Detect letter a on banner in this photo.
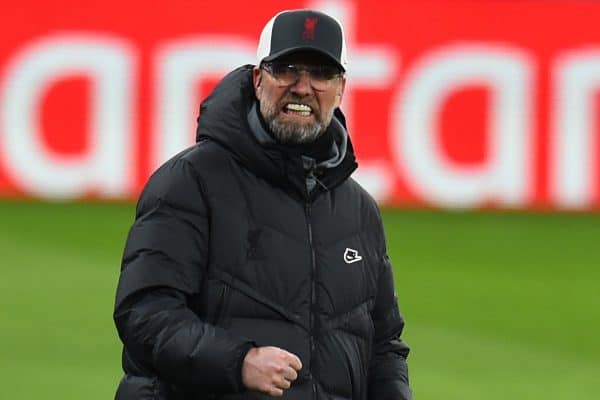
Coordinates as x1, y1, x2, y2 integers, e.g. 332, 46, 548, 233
393, 45, 533, 208
0, 34, 134, 198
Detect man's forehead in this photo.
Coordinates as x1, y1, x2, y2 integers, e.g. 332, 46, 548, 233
273, 50, 339, 67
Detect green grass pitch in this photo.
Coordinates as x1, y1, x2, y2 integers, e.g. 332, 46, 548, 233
1, 200, 598, 399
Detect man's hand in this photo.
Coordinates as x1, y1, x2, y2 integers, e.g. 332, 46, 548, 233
241, 346, 303, 397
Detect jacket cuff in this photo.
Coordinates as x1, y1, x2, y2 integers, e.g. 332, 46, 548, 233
232, 341, 257, 393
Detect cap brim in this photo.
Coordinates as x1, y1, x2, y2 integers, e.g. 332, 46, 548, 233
261, 46, 345, 71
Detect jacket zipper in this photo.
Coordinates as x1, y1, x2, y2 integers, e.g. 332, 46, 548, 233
305, 202, 317, 400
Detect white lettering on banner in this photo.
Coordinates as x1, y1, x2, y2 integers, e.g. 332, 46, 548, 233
153, 38, 255, 168
311, 0, 397, 202
392, 45, 533, 208
0, 19, 596, 209
551, 51, 600, 208
0, 34, 134, 198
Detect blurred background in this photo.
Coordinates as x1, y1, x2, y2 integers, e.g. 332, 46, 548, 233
1, 0, 599, 399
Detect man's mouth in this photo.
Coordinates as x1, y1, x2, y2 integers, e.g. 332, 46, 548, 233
283, 103, 313, 117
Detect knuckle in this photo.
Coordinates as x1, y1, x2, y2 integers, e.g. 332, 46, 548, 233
260, 383, 271, 392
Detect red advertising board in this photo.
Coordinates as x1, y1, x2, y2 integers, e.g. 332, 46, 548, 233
1, 0, 599, 209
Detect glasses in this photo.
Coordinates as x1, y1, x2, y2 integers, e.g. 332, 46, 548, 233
261, 62, 344, 91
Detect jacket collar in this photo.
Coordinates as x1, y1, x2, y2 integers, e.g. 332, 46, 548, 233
196, 65, 357, 200
247, 101, 348, 172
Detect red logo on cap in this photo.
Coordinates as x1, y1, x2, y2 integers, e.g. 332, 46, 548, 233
303, 17, 318, 40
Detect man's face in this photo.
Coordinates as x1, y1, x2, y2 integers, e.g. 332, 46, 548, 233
253, 51, 346, 145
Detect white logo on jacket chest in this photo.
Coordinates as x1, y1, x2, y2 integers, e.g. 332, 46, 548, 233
343, 248, 362, 264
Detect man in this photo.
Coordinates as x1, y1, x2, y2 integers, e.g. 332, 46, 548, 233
114, 9, 411, 400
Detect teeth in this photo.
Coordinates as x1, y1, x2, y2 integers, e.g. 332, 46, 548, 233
286, 103, 312, 112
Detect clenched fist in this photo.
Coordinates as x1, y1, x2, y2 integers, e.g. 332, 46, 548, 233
241, 346, 303, 397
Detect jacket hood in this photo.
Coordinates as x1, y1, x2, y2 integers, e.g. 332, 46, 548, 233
195, 65, 357, 199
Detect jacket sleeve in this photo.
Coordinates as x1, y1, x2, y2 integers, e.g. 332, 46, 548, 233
368, 253, 412, 400
113, 157, 254, 393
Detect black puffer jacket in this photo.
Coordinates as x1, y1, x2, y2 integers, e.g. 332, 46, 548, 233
114, 65, 411, 400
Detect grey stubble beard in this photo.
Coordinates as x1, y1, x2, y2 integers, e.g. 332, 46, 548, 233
259, 99, 333, 145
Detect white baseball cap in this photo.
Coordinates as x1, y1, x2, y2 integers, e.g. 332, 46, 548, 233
256, 9, 349, 71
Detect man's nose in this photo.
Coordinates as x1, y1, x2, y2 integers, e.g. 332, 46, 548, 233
289, 70, 313, 95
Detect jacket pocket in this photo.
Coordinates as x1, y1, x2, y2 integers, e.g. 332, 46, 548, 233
214, 282, 231, 326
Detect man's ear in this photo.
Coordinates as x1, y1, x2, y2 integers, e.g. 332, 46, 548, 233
253, 67, 262, 99
335, 76, 347, 106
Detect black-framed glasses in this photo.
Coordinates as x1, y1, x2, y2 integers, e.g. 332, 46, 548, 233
261, 62, 344, 91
